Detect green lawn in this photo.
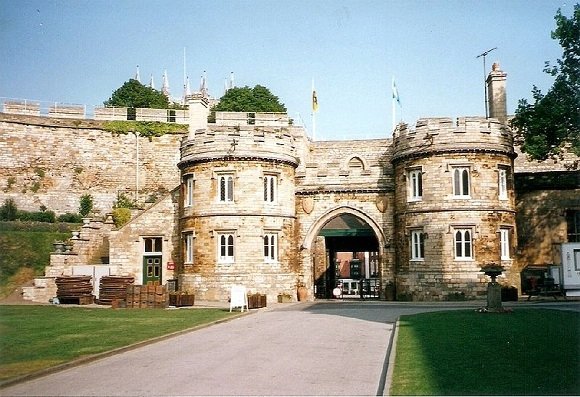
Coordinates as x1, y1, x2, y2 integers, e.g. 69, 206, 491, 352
390, 309, 580, 396
0, 305, 238, 383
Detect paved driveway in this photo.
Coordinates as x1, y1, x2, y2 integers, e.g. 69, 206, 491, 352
2, 300, 577, 396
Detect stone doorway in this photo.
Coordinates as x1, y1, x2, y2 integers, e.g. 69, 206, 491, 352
312, 213, 381, 299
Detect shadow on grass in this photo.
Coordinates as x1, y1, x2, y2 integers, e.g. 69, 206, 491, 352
390, 309, 580, 396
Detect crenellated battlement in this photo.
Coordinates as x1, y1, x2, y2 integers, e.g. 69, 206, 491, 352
392, 116, 514, 162
179, 124, 304, 168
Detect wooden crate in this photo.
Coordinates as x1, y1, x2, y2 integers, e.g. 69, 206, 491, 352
169, 294, 194, 307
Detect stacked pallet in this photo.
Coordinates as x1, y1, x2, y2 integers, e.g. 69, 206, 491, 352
55, 276, 93, 304
98, 276, 135, 305
126, 284, 168, 308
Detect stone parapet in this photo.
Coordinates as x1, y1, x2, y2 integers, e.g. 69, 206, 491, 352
180, 125, 303, 168
392, 117, 515, 163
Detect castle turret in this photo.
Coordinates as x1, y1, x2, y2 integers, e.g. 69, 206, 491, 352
487, 63, 507, 124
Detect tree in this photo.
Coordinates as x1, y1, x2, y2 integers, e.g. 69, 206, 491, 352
79, 194, 93, 217
211, 85, 287, 113
104, 79, 169, 109
511, 4, 580, 160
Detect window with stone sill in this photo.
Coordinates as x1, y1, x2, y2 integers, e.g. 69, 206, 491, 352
217, 173, 234, 203
410, 230, 425, 260
263, 233, 278, 262
454, 228, 473, 260
498, 167, 508, 200
500, 228, 511, 260
184, 174, 194, 207
184, 233, 194, 264
217, 233, 235, 263
407, 168, 423, 201
452, 166, 470, 198
263, 174, 277, 203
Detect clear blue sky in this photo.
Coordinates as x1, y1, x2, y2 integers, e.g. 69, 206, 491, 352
0, 0, 572, 140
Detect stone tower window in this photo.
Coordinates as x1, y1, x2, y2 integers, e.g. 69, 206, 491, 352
452, 167, 470, 197
184, 174, 194, 207
454, 229, 472, 259
218, 174, 234, 202
500, 228, 511, 260
498, 168, 508, 200
218, 233, 235, 263
263, 233, 278, 262
184, 232, 195, 264
408, 169, 423, 201
410, 230, 425, 260
263, 175, 277, 203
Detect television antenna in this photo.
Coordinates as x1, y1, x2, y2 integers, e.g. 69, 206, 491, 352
476, 47, 497, 118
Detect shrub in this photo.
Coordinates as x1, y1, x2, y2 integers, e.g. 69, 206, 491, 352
18, 210, 56, 223
79, 194, 94, 217
112, 207, 131, 228
0, 199, 18, 221
57, 213, 83, 223
114, 192, 136, 209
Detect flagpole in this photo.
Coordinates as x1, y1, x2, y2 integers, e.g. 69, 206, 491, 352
392, 76, 396, 133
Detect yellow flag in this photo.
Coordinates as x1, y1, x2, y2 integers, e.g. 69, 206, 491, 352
312, 90, 319, 112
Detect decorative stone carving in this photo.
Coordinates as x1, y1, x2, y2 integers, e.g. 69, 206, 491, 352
302, 197, 314, 214
375, 196, 388, 213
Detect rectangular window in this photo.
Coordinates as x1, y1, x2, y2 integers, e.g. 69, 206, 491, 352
184, 175, 194, 207
218, 233, 235, 263
452, 166, 470, 197
410, 230, 425, 260
264, 175, 277, 203
218, 174, 234, 202
454, 229, 473, 259
498, 168, 508, 200
566, 210, 580, 242
500, 228, 510, 260
263, 233, 278, 262
143, 237, 162, 253
408, 169, 423, 201
185, 233, 194, 264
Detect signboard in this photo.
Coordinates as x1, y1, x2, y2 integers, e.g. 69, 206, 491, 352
167, 261, 175, 270
229, 285, 248, 312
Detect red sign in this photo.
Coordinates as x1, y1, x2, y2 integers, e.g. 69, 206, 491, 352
167, 261, 175, 270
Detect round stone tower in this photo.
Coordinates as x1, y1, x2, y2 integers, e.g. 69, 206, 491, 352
391, 116, 517, 300
177, 100, 301, 302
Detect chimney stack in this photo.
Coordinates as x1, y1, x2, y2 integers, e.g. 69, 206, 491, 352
187, 93, 209, 136
486, 63, 507, 124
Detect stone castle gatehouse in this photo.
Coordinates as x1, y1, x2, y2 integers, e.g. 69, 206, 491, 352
2, 64, 579, 303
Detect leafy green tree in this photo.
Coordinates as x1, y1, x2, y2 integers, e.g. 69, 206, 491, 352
104, 79, 170, 109
211, 85, 287, 113
79, 194, 93, 217
511, 5, 580, 160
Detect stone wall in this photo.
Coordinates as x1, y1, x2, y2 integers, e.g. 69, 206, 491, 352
0, 113, 184, 214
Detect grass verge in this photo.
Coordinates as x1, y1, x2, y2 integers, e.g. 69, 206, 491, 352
0, 305, 238, 383
390, 309, 580, 395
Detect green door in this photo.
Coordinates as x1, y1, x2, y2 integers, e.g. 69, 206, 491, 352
143, 255, 162, 285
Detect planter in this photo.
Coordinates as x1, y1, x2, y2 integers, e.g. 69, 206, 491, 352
53, 241, 65, 253
277, 293, 292, 303
297, 286, 308, 301
169, 294, 194, 307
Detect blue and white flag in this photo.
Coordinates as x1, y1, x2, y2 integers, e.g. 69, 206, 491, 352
392, 78, 401, 106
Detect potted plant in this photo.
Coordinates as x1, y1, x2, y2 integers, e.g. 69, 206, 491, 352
296, 277, 308, 301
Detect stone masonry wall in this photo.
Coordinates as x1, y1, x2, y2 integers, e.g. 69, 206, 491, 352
0, 113, 184, 215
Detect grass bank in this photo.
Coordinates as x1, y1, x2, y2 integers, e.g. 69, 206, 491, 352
390, 309, 580, 395
0, 305, 238, 383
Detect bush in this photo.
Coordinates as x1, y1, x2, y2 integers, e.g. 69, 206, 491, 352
18, 210, 56, 223
79, 194, 94, 217
0, 199, 18, 221
57, 213, 83, 223
112, 207, 131, 228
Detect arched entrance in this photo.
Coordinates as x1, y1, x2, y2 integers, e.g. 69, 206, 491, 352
304, 207, 385, 300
